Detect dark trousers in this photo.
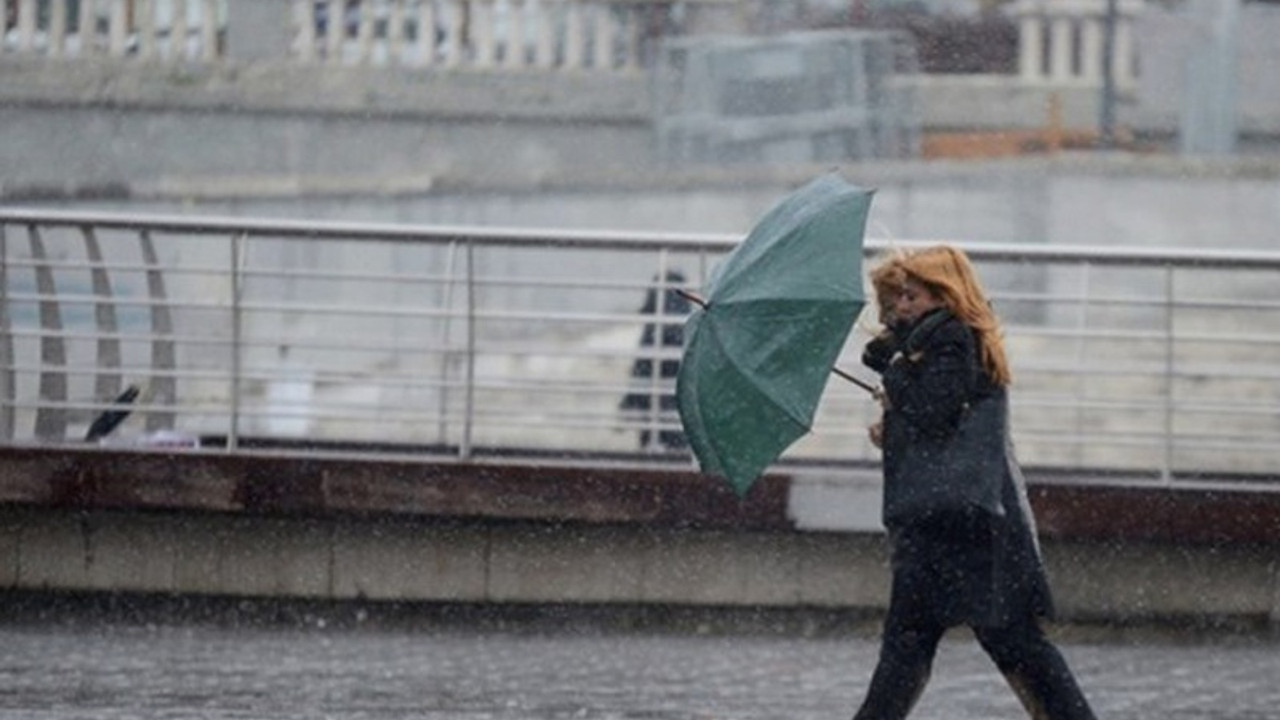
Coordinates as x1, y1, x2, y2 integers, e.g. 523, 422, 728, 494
852, 610, 1097, 720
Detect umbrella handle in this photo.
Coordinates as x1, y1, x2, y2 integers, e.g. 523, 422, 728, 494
675, 289, 707, 308
832, 366, 878, 395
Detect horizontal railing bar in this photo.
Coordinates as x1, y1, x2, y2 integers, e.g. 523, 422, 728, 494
1015, 360, 1280, 382
1009, 328, 1280, 350
10, 208, 1280, 269
3, 259, 703, 293
14, 251, 1280, 311
1, 257, 225, 276
1014, 393, 1280, 415
7, 353, 1279, 390
993, 290, 1280, 311
11, 289, 1280, 331
2, 209, 741, 252
5, 292, 710, 327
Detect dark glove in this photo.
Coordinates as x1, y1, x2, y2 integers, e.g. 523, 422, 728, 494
862, 320, 909, 373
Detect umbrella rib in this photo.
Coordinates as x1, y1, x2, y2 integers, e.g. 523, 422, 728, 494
715, 188, 868, 291
710, 323, 820, 431
689, 348, 808, 484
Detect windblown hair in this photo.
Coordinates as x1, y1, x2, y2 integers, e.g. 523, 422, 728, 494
893, 245, 1012, 386
868, 254, 908, 325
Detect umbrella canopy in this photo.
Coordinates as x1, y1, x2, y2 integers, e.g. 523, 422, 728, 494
677, 173, 874, 495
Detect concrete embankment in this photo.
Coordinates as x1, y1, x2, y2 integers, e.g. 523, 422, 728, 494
2, 445, 1278, 631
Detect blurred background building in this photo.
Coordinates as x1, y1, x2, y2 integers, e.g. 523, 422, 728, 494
1, 0, 1278, 199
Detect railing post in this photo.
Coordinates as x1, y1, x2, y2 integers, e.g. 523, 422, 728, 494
15, 0, 37, 53
228, 231, 247, 451
171, 0, 190, 61
643, 249, 672, 452
461, 241, 476, 460
1072, 261, 1091, 467
473, 0, 496, 68
414, 0, 440, 67
622, 3, 641, 72
534, 0, 556, 68
355, 0, 376, 64
387, 0, 408, 65
0, 224, 12, 441
563, 0, 585, 69
437, 241, 460, 445
82, 227, 124, 406
108, 0, 130, 56
294, 0, 317, 62
440, 0, 465, 68
1080, 7, 1102, 83
504, 0, 526, 68
48, 0, 69, 57
201, 0, 221, 61
28, 226, 68, 441
1162, 264, 1175, 482
137, 0, 158, 60
324, 0, 344, 59
1048, 12, 1072, 82
591, 2, 613, 70
140, 230, 177, 432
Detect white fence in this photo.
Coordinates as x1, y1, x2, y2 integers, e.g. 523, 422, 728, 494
290, 0, 664, 71
3, 207, 1280, 483
3, 0, 224, 61
1, 0, 697, 71
1013, 0, 1141, 89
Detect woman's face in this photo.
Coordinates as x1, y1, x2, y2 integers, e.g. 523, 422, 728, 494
892, 278, 944, 326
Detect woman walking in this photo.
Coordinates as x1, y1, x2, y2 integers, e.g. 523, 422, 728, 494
854, 245, 1096, 720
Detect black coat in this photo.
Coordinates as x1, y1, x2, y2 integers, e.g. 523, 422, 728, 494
865, 309, 1054, 627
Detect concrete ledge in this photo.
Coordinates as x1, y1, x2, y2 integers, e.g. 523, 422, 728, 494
2, 446, 1279, 625
0, 445, 793, 530
0, 506, 891, 608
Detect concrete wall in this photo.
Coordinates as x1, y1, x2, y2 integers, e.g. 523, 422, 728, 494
0, 58, 654, 195
3, 504, 1278, 627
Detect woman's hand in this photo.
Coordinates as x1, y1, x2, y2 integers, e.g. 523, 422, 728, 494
868, 420, 884, 449
872, 386, 891, 410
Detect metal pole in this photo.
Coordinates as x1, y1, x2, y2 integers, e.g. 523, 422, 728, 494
1162, 265, 1175, 482
461, 241, 475, 460
0, 224, 12, 441
436, 241, 459, 445
645, 250, 671, 452
228, 231, 246, 451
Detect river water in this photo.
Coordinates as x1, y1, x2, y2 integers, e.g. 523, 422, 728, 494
2, 618, 1278, 719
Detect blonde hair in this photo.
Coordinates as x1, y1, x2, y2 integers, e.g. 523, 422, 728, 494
892, 245, 1012, 386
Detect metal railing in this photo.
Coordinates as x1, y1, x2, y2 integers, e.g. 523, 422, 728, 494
3, 206, 1280, 484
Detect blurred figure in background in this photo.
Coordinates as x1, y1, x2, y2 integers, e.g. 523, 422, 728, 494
620, 270, 691, 452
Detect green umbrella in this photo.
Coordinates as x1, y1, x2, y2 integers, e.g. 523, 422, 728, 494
676, 173, 874, 496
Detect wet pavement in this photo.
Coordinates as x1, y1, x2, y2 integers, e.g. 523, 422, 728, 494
2, 615, 1278, 720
